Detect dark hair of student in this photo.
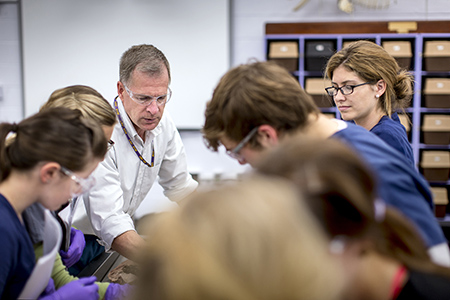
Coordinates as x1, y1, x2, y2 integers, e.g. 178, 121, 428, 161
0, 107, 107, 182
256, 135, 450, 277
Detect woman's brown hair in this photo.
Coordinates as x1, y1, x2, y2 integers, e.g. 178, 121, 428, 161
0, 107, 107, 181
257, 135, 450, 277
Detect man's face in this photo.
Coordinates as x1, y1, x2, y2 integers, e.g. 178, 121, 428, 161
221, 135, 267, 167
118, 68, 170, 137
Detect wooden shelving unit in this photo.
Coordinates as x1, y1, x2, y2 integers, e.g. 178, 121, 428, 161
265, 21, 450, 220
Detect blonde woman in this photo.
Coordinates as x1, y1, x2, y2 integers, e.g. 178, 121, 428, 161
23, 85, 128, 300
134, 176, 347, 300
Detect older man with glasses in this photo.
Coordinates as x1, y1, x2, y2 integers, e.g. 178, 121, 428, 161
70, 44, 198, 275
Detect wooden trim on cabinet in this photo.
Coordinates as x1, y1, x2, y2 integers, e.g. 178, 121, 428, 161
265, 21, 450, 35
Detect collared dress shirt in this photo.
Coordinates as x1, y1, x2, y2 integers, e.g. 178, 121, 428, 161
72, 98, 198, 250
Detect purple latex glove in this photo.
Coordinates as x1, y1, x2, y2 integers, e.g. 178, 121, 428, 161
104, 283, 132, 300
41, 278, 56, 297
60, 227, 86, 267
38, 276, 99, 300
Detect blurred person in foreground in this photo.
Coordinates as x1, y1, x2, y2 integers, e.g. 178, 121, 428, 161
134, 175, 347, 300
257, 136, 450, 300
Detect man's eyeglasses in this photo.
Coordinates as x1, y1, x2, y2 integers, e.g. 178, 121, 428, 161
107, 140, 115, 150
325, 82, 372, 97
60, 166, 96, 198
124, 84, 172, 107
226, 127, 259, 160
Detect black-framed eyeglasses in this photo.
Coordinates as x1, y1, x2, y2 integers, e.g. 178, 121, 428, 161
107, 140, 115, 150
226, 127, 259, 160
325, 82, 372, 97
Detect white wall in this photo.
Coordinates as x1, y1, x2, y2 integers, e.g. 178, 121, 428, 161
20, 0, 229, 129
0, 2, 22, 123
231, 0, 450, 67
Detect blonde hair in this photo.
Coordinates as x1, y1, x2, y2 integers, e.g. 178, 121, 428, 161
135, 176, 345, 300
40, 85, 116, 127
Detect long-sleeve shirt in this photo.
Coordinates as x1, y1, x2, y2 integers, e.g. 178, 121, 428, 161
72, 97, 198, 250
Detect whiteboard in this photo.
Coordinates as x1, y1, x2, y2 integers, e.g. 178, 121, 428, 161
21, 0, 229, 129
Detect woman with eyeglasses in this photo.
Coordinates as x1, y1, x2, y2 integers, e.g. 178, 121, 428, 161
22, 85, 129, 300
0, 107, 107, 299
325, 40, 414, 166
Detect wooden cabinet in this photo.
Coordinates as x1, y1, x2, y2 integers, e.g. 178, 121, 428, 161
265, 29, 450, 217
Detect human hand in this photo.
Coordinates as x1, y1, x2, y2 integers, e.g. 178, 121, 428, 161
59, 227, 85, 267
38, 276, 99, 300
104, 283, 132, 300
40, 278, 56, 297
